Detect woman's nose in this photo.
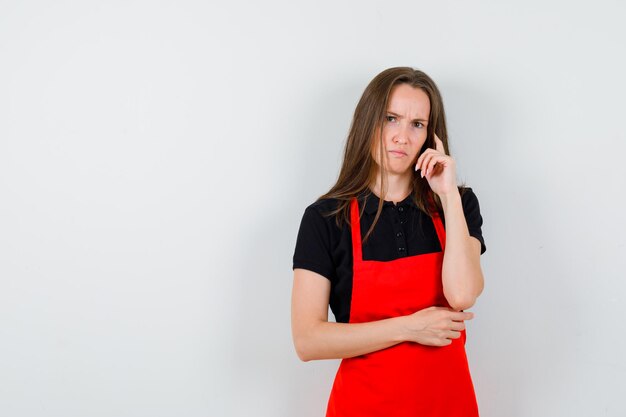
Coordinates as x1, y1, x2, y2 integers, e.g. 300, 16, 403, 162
393, 136, 407, 144
393, 124, 410, 144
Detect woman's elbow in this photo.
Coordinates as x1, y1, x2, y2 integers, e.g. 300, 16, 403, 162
293, 335, 308, 362
447, 295, 477, 311
292, 323, 322, 362
447, 285, 483, 311
446, 274, 484, 311
293, 335, 315, 362
296, 350, 313, 363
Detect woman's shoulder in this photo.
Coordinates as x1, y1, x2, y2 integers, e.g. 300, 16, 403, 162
459, 185, 478, 196
300, 197, 344, 228
300, 195, 360, 235
458, 186, 482, 210
303, 197, 342, 215
458, 186, 486, 253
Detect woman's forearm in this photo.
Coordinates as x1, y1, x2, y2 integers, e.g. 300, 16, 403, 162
295, 316, 408, 362
439, 190, 484, 311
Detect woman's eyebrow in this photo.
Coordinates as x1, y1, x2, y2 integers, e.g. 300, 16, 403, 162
386, 110, 428, 122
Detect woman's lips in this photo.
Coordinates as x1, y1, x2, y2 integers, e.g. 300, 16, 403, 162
389, 150, 407, 157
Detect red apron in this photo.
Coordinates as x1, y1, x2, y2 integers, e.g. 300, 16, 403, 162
325, 197, 479, 417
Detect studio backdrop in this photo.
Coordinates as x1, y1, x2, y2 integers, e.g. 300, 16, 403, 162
1, 1, 624, 416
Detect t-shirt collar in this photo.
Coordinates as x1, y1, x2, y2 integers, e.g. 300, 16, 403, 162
358, 189, 418, 214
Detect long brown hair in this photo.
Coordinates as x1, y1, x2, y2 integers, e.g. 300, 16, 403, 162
319, 66, 464, 242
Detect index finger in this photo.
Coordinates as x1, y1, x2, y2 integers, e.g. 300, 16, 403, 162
433, 133, 446, 155
450, 311, 474, 321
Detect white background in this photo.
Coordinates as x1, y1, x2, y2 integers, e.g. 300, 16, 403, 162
1, 1, 625, 416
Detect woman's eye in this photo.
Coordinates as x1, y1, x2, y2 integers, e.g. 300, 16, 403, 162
414, 122, 424, 128
385, 115, 396, 122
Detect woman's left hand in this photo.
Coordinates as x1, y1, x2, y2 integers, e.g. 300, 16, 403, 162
415, 134, 458, 197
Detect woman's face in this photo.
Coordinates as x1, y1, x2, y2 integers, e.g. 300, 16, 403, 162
371, 84, 430, 176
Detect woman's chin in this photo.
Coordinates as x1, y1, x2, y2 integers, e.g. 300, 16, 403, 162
387, 166, 414, 177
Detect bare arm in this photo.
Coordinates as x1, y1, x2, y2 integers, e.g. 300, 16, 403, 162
416, 134, 485, 312
440, 190, 484, 311
291, 268, 473, 362
291, 268, 406, 361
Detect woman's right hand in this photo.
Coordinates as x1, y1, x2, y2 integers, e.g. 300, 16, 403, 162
400, 306, 474, 347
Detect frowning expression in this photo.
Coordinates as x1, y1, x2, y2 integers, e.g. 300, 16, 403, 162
371, 84, 430, 176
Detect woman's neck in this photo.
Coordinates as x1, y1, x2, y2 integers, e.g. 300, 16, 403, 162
369, 171, 412, 204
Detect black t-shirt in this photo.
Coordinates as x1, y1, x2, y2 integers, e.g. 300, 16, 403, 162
292, 188, 486, 323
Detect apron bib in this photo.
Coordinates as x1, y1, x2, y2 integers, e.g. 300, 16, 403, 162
325, 197, 479, 417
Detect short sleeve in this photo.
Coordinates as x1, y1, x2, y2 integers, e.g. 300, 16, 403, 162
461, 188, 487, 255
292, 205, 337, 281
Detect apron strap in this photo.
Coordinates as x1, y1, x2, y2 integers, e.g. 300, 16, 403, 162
350, 198, 363, 262
428, 193, 446, 251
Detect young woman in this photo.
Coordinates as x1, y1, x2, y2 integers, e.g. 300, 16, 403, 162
291, 67, 486, 416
